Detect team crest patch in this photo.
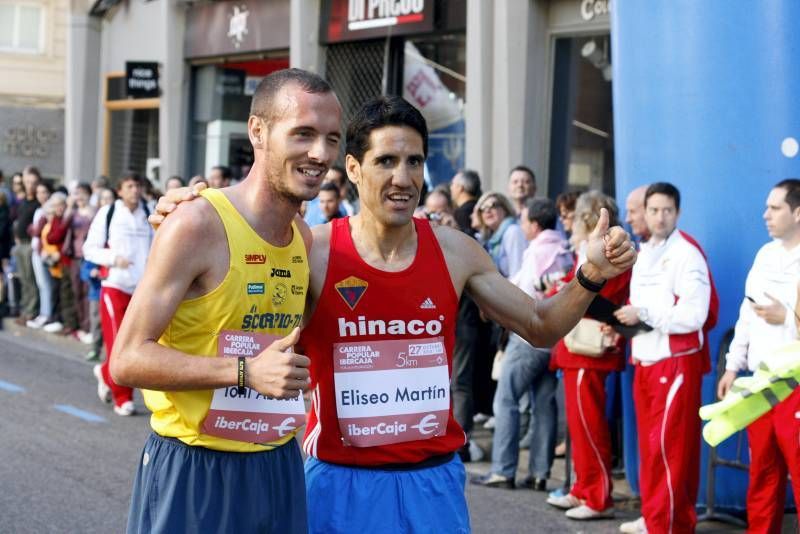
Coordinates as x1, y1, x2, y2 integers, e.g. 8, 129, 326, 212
335, 276, 368, 310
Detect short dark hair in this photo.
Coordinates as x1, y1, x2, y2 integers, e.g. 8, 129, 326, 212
166, 175, 185, 186
524, 198, 558, 230
510, 165, 536, 182
345, 96, 428, 163
555, 191, 580, 212
23, 166, 41, 180
118, 173, 142, 189
212, 165, 232, 180
775, 178, 800, 212
250, 68, 333, 123
327, 165, 346, 186
75, 182, 92, 196
456, 169, 482, 197
319, 181, 340, 197
645, 182, 681, 210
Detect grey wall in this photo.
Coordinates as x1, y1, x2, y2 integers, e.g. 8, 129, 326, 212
0, 106, 65, 178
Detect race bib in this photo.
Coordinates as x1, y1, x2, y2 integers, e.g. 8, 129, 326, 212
201, 330, 306, 444
333, 337, 450, 447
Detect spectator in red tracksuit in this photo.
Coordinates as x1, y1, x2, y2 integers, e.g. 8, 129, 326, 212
546, 191, 631, 521
83, 175, 153, 416
615, 182, 719, 534
717, 179, 800, 534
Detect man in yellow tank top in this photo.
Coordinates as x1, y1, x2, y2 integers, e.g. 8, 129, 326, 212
111, 69, 342, 533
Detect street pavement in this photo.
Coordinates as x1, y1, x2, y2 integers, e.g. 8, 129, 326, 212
1, 321, 796, 533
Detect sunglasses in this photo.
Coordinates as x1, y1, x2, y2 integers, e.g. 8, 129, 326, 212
480, 202, 500, 212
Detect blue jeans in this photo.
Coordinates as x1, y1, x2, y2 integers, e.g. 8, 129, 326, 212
491, 334, 557, 479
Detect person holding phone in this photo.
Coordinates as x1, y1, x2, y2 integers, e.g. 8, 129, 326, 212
717, 179, 800, 534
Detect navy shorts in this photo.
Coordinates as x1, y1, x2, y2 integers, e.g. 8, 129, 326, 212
127, 433, 307, 534
305, 455, 470, 533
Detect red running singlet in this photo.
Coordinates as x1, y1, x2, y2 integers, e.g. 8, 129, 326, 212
301, 217, 465, 466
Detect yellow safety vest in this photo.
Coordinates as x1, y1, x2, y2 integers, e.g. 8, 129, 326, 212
699, 341, 800, 446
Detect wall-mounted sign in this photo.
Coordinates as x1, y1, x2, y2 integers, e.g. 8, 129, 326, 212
3, 125, 59, 158
0, 106, 64, 177
321, 0, 435, 44
126, 61, 159, 98
227, 4, 250, 49
185, 0, 290, 59
580, 0, 611, 21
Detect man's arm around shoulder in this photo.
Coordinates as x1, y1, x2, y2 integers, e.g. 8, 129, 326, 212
113, 199, 313, 400
111, 199, 233, 390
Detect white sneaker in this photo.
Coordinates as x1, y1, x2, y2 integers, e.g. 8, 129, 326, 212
619, 516, 647, 533
468, 439, 485, 462
565, 504, 615, 520
483, 416, 495, 430
78, 330, 94, 345
472, 412, 490, 424
93, 364, 111, 404
26, 315, 48, 329
43, 321, 63, 333
546, 493, 583, 510
114, 401, 136, 416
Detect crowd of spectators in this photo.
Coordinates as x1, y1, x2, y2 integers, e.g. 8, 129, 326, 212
0, 165, 236, 377
2, 161, 797, 531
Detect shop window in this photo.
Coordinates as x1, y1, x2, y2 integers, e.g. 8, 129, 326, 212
103, 74, 160, 183
325, 40, 386, 130
0, 3, 44, 54
404, 34, 465, 187
549, 35, 614, 197
188, 57, 288, 180
108, 109, 159, 182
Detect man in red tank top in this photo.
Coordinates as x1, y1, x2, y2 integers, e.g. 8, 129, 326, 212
298, 97, 637, 533
154, 96, 638, 533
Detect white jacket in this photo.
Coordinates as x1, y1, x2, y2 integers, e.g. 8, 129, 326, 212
724, 240, 800, 372
82, 200, 153, 294
630, 230, 711, 363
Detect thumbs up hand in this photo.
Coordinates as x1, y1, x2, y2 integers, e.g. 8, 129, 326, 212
584, 208, 637, 280
248, 328, 311, 400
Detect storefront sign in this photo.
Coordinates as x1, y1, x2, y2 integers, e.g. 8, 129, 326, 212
322, 0, 435, 43
3, 125, 58, 158
185, 0, 290, 59
580, 0, 611, 21
0, 107, 64, 177
125, 62, 159, 98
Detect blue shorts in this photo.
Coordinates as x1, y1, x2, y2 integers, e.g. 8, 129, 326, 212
127, 433, 307, 534
305, 455, 470, 534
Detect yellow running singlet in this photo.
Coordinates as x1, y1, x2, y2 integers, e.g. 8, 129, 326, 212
142, 188, 309, 452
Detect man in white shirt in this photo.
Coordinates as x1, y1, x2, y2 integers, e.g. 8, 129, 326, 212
717, 179, 800, 533
83, 174, 153, 416
614, 182, 717, 534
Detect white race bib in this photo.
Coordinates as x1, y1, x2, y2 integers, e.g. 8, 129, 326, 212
201, 330, 306, 444
333, 337, 450, 447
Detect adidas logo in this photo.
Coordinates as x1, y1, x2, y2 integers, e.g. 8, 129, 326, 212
420, 298, 436, 310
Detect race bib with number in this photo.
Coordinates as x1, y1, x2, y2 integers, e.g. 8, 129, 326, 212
333, 336, 450, 447
201, 330, 306, 444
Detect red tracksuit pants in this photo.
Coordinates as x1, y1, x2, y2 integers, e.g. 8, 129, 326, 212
745, 387, 800, 534
99, 286, 133, 407
634, 354, 703, 534
563, 368, 614, 511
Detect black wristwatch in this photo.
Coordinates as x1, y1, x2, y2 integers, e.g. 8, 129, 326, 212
576, 265, 607, 292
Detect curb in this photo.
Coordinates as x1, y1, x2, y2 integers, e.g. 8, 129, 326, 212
1, 317, 95, 360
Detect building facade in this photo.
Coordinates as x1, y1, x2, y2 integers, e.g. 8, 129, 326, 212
0, 0, 69, 180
